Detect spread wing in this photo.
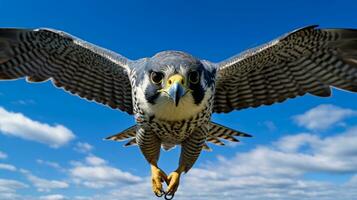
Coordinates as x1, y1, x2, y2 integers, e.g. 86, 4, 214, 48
213, 25, 357, 113
0, 28, 133, 114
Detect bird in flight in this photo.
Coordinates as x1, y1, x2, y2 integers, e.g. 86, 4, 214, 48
0, 25, 356, 199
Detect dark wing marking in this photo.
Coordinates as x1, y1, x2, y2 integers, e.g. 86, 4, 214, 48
207, 121, 251, 146
0, 28, 133, 114
214, 25, 357, 113
105, 125, 137, 141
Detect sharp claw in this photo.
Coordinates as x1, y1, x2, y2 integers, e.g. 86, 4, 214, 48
164, 192, 175, 200
155, 190, 165, 197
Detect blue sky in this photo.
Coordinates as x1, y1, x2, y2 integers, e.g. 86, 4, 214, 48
1, 0, 357, 199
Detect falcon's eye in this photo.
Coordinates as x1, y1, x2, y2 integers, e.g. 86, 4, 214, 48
150, 71, 164, 84
188, 71, 200, 84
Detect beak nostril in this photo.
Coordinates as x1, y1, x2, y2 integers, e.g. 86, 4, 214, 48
168, 80, 172, 85
181, 80, 184, 84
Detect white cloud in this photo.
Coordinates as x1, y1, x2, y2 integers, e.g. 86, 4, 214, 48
0, 178, 28, 199
274, 133, 320, 153
263, 120, 277, 132
39, 194, 67, 200
0, 166, 26, 199
20, 169, 69, 192
73, 196, 95, 200
0, 179, 28, 193
74, 142, 93, 153
210, 127, 357, 177
70, 155, 141, 189
0, 192, 22, 200
0, 151, 7, 159
37, 160, 65, 172
0, 107, 75, 148
85, 155, 106, 166
0, 163, 16, 171
293, 104, 356, 131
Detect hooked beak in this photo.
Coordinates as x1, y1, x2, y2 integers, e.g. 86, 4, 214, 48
168, 82, 185, 106
161, 74, 187, 106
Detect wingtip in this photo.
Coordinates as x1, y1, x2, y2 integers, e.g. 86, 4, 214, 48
245, 133, 253, 138
240, 133, 253, 138
103, 136, 115, 141
237, 131, 253, 138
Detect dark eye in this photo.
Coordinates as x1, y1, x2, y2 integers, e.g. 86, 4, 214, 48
189, 71, 200, 84
150, 71, 164, 84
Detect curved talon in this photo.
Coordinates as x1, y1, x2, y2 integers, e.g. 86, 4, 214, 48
166, 171, 180, 197
164, 193, 175, 200
155, 190, 165, 197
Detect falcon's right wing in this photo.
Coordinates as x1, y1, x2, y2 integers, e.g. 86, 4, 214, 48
0, 28, 134, 114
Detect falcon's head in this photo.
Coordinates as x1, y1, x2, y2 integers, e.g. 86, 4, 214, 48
135, 51, 216, 121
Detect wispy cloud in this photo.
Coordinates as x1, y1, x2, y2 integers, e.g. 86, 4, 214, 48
0, 151, 7, 159
0, 179, 28, 192
293, 104, 356, 131
0, 107, 75, 148
73, 196, 94, 200
0, 163, 16, 171
85, 155, 106, 166
263, 120, 277, 132
39, 194, 68, 200
74, 142, 93, 154
11, 99, 36, 106
37, 160, 64, 172
20, 169, 69, 192
0, 178, 28, 199
70, 155, 141, 189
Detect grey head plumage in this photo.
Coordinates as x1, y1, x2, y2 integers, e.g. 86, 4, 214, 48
130, 50, 217, 121
134, 50, 216, 105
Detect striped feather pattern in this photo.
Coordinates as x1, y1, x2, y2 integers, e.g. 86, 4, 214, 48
106, 122, 251, 148
207, 122, 251, 146
124, 138, 137, 146
105, 125, 136, 141
0, 28, 133, 114
214, 26, 357, 113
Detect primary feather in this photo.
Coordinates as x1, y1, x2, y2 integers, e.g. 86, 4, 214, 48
0, 28, 133, 113
214, 25, 357, 113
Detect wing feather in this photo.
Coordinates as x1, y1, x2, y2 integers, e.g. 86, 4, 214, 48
0, 28, 133, 114
214, 26, 357, 113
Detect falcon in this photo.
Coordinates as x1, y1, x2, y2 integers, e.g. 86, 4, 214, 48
0, 25, 357, 199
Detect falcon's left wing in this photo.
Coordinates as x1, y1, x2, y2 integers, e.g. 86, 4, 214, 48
213, 25, 357, 113
0, 28, 134, 114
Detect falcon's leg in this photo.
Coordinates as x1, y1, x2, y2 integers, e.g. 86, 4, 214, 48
166, 129, 206, 196
136, 127, 167, 196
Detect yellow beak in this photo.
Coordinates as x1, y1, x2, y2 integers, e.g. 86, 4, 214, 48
161, 74, 187, 106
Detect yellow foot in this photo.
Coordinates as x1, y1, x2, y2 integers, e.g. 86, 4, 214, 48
151, 166, 168, 197
166, 171, 181, 198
